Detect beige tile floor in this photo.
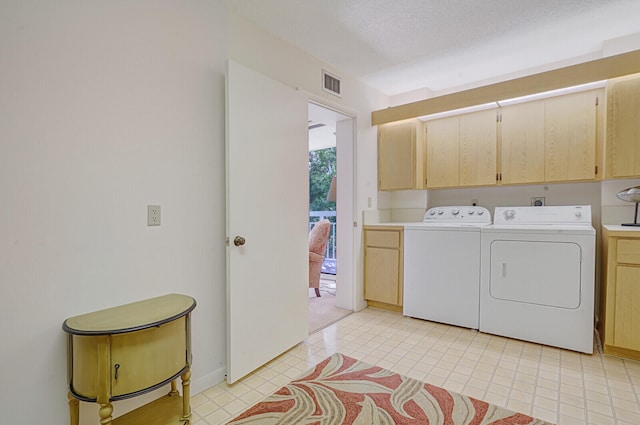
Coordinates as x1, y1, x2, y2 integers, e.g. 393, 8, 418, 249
191, 307, 640, 425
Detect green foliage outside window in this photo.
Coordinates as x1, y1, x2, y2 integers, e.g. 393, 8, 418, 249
309, 147, 336, 217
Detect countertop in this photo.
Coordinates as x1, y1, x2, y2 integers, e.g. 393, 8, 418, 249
602, 224, 640, 236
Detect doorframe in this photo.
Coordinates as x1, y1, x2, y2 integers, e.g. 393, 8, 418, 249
308, 99, 357, 312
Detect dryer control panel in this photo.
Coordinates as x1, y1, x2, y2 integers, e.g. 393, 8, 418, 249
493, 205, 592, 226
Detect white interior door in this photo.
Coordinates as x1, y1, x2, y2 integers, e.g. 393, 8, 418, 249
226, 60, 309, 383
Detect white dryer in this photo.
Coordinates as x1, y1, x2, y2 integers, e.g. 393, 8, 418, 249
403, 206, 491, 329
480, 205, 595, 353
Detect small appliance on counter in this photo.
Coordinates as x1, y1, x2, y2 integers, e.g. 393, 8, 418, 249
617, 186, 640, 226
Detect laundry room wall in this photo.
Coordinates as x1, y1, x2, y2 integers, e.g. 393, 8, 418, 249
0, 2, 228, 423
379, 182, 603, 226
426, 182, 602, 226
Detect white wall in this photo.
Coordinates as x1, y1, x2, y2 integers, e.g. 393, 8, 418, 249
0, 3, 389, 423
427, 182, 601, 219
0, 1, 227, 423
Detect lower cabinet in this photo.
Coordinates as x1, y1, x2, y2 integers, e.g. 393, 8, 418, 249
601, 226, 640, 360
364, 226, 403, 311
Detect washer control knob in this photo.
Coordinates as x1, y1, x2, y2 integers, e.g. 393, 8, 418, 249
504, 209, 516, 220
428, 210, 436, 216
575, 211, 582, 218
477, 209, 484, 215
468, 210, 475, 215
437, 209, 444, 215
451, 208, 460, 215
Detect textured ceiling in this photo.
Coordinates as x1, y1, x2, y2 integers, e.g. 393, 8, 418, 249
227, 0, 640, 98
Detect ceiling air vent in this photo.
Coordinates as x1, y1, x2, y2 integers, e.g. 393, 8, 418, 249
322, 70, 341, 97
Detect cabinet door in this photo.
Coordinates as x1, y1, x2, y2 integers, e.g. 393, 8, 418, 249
545, 90, 597, 182
606, 76, 640, 178
426, 116, 459, 188
364, 246, 400, 305
501, 101, 545, 184
111, 317, 186, 397
614, 266, 640, 351
378, 121, 420, 191
459, 109, 497, 186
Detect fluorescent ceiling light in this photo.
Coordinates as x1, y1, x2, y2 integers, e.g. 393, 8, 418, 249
497, 80, 606, 106
417, 80, 607, 121
418, 102, 498, 122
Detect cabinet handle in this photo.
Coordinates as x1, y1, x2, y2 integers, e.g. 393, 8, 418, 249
114, 363, 120, 380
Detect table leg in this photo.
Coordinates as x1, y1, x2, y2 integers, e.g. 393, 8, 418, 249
169, 379, 179, 396
180, 368, 192, 422
99, 402, 113, 425
68, 392, 79, 425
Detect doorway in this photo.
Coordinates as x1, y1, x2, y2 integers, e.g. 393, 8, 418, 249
307, 102, 353, 333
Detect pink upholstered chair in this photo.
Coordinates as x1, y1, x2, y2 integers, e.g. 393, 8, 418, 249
309, 219, 331, 297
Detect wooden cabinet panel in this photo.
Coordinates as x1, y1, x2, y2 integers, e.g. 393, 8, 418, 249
618, 239, 640, 264
111, 317, 186, 397
364, 227, 403, 310
500, 101, 545, 184
545, 90, 597, 182
606, 76, 640, 178
377, 120, 425, 191
71, 335, 103, 399
364, 246, 400, 305
500, 90, 599, 185
459, 109, 497, 186
613, 266, 640, 351
365, 230, 400, 248
426, 109, 497, 188
426, 116, 459, 188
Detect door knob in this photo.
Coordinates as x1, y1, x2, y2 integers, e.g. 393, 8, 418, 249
233, 236, 246, 247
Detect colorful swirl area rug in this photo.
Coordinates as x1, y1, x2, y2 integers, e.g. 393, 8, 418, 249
226, 353, 553, 425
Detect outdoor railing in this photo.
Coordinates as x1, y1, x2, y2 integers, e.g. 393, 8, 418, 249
309, 211, 336, 274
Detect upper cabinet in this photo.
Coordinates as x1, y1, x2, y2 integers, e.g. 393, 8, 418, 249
500, 89, 600, 185
377, 119, 425, 191
425, 109, 497, 189
425, 115, 459, 188
500, 100, 545, 185
460, 110, 498, 186
374, 82, 633, 192
544, 90, 598, 182
606, 75, 640, 179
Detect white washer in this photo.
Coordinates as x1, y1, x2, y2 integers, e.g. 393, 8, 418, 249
403, 206, 491, 329
480, 205, 595, 353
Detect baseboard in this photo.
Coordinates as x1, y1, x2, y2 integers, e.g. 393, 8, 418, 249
192, 366, 227, 395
